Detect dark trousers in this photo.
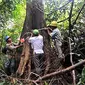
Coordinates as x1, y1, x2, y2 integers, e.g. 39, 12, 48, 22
32, 53, 44, 75
10, 58, 16, 74
5, 58, 16, 75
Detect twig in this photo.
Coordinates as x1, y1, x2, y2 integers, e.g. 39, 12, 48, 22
2, 60, 85, 84
73, 3, 85, 25
68, 0, 76, 85
28, 72, 41, 79
35, 59, 85, 82
46, 1, 71, 16
69, 37, 76, 85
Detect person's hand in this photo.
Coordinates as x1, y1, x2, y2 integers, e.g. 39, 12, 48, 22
30, 32, 33, 37
44, 28, 48, 30
15, 44, 23, 48
20, 38, 25, 43
48, 28, 52, 31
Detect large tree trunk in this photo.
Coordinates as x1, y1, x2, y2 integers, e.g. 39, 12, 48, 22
21, 0, 45, 38
21, 1, 32, 38
18, 0, 72, 85
31, 0, 45, 29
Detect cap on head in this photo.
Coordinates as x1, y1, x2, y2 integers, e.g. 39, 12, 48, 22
5, 36, 10, 42
33, 29, 39, 36
50, 21, 57, 27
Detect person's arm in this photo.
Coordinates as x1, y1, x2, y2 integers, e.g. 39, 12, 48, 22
13, 42, 23, 49
50, 31, 56, 37
47, 29, 51, 35
30, 32, 33, 37
47, 28, 52, 36
13, 43, 18, 46
6, 43, 22, 51
6, 44, 16, 50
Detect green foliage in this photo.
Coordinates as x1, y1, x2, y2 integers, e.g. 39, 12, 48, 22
0, 0, 26, 47
44, 81, 48, 85
77, 67, 85, 85
0, 79, 23, 85
0, 55, 5, 69
0, 80, 12, 85
0, 80, 5, 85
0, 1, 26, 76
0, 0, 85, 84
12, 0, 26, 29
0, 0, 26, 29
44, 0, 85, 29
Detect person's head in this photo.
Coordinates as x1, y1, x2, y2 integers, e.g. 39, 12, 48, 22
32, 29, 39, 36
5, 36, 12, 43
50, 21, 57, 29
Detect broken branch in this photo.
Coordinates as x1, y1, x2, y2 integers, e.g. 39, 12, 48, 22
36, 59, 85, 82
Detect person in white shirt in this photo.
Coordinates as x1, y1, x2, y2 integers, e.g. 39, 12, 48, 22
47, 21, 64, 59
29, 29, 44, 75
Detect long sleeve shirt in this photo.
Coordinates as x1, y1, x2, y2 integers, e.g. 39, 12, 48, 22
50, 28, 62, 46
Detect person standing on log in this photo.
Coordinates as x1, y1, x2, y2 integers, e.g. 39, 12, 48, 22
28, 29, 44, 75
47, 21, 64, 59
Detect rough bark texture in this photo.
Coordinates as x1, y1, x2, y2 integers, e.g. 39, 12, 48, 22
16, 40, 30, 77
21, 0, 45, 38
19, 0, 72, 85
21, 2, 32, 38
31, 0, 45, 29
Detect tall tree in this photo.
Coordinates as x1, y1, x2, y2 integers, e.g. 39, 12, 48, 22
19, 0, 72, 85
21, 0, 45, 37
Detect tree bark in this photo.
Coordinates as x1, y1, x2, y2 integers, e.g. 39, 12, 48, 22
21, 1, 32, 38
21, 0, 45, 38
19, 0, 73, 85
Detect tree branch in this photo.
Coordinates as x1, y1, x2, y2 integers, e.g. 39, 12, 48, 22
4, 60, 85, 84
47, 1, 71, 16
69, 0, 74, 36
36, 59, 85, 82
57, 14, 75, 23
68, 1, 76, 84
73, 3, 85, 25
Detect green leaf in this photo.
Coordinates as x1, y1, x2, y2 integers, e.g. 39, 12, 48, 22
44, 81, 48, 85
0, 81, 5, 85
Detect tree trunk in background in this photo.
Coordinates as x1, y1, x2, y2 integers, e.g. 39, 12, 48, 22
31, 0, 45, 29
21, 0, 45, 38
21, 1, 32, 38
20, 0, 72, 85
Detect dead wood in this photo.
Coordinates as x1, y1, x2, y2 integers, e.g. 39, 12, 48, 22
16, 40, 30, 76
7, 59, 85, 85
35, 59, 85, 82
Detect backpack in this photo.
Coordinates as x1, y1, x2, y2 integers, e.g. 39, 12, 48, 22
2, 47, 8, 54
